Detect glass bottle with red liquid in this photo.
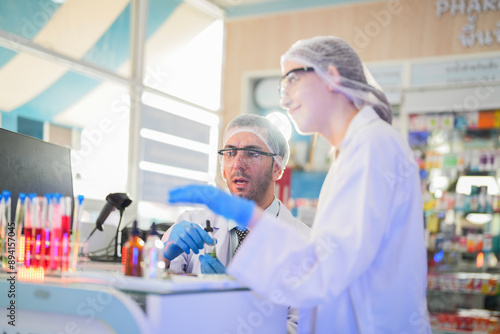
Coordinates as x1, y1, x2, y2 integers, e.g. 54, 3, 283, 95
124, 220, 144, 277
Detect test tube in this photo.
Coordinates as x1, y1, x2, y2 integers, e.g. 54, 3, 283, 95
43, 194, 52, 269
71, 195, 84, 271
1, 191, 11, 269
24, 194, 35, 268
50, 194, 62, 271
39, 196, 48, 269
14, 193, 26, 267
60, 196, 71, 271
31, 196, 42, 268
0, 193, 5, 268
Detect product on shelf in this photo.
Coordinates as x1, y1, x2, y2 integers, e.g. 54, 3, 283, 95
430, 309, 500, 334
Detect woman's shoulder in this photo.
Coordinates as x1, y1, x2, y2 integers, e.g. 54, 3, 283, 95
351, 118, 407, 152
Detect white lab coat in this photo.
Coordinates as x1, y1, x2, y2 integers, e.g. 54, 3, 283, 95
162, 198, 311, 334
228, 106, 431, 333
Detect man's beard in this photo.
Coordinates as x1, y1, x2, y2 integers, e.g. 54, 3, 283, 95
232, 163, 274, 203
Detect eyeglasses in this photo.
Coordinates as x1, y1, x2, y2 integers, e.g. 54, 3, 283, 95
279, 67, 315, 99
218, 148, 277, 167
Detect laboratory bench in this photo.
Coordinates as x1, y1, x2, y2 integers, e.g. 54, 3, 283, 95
0, 263, 287, 334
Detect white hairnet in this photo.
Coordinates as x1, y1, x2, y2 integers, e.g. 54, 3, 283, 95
280, 36, 392, 124
222, 114, 290, 178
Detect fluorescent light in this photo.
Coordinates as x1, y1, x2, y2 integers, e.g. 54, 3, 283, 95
142, 92, 219, 127
465, 213, 493, 225
456, 176, 499, 195
139, 161, 211, 183
140, 128, 210, 153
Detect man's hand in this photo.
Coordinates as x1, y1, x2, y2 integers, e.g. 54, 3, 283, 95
163, 220, 213, 261
199, 254, 226, 274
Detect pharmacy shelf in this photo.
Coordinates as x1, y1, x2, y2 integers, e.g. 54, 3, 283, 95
433, 329, 483, 334
427, 289, 491, 296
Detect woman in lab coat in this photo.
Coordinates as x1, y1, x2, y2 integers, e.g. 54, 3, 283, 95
169, 36, 431, 333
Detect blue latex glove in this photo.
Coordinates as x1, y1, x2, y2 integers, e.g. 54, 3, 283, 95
168, 185, 255, 229
199, 254, 226, 274
163, 220, 214, 261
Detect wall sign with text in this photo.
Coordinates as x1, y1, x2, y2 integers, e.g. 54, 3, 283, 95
411, 56, 500, 86
436, 0, 500, 48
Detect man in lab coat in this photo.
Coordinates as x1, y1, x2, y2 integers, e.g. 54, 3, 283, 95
162, 114, 310, 334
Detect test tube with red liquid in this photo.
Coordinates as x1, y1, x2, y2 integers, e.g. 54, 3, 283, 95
49, 194, 62, 271
60, 196, 71, 271
43, 194, 52, 269
38, 196, 48, 269
1, 191, 12, 270
14, 193, 26, 267
23, 194, 35, 268
31, 196, 43, 268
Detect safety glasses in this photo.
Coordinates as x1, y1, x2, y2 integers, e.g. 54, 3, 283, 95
278, 67, 315, 100
218, 148, 277, 167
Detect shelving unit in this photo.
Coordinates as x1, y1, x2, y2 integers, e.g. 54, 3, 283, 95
407, 109, 500, 333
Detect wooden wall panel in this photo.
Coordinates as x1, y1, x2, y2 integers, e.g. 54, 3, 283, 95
221, 0, 500, 128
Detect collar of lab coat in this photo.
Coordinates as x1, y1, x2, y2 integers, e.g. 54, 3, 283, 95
227, 196, 280, 231
340, 106, 380, 151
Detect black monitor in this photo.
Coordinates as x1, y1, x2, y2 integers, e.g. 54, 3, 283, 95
0, 128, 74, 217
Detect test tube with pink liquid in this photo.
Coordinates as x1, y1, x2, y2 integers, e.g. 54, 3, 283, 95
49, 194, 62, 271
23, 194, 35, 268
60, 196, 71, 271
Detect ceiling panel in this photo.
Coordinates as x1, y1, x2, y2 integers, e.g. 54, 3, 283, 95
0, 0, 181, 128
0, 0, 366, 129
221, 0, 376, 18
